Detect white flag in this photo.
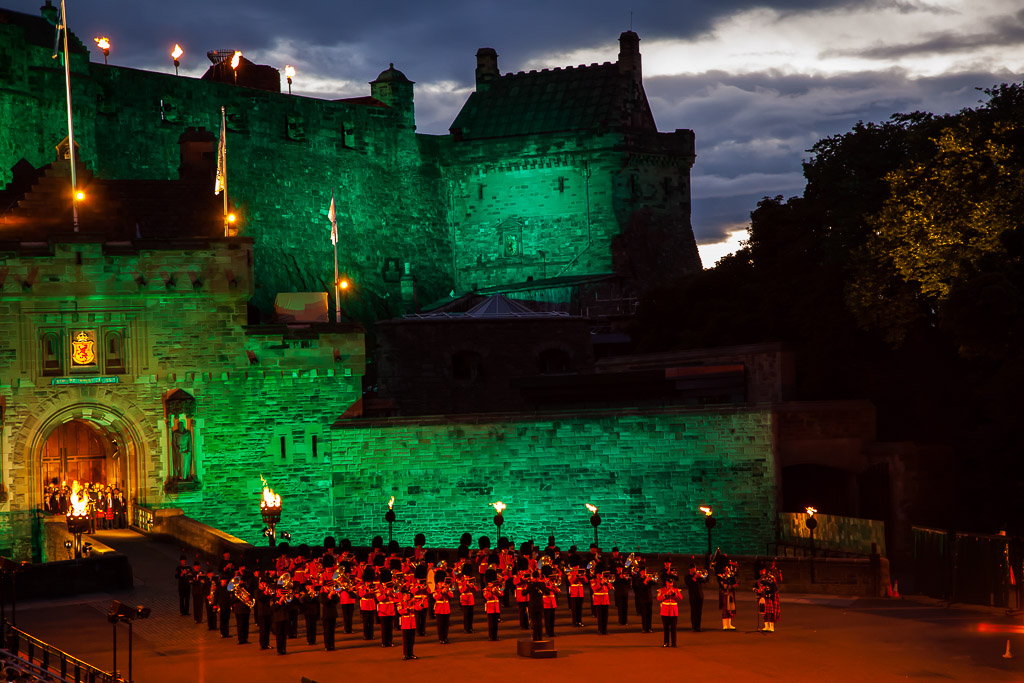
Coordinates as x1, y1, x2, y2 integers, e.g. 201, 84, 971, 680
328, 191, 338, 246
215, 107, 227, 195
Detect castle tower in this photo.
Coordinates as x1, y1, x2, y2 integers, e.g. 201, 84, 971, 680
370, 64, 415, 129
618, 30, 642, 88
475, 48, 499, 92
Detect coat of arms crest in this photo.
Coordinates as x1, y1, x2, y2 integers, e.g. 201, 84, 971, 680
71, 331, 97, 366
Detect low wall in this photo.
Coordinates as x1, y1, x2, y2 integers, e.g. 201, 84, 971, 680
778, 512, 886, 556
39, 516, 118, 563
143, 507, 253, 563
10, 554, 133, 600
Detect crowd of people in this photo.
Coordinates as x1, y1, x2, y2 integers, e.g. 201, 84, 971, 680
41, 479, 128, 530
174, 533, 784, 659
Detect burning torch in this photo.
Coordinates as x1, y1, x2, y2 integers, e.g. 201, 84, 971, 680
284, 65, 295, 95
492, 501, 506, 539
94, 37, 110, 65
65, 481, 91, 559
259, 476, 282, 547
385, 496, 396, 544
701, 506, 716, 561
171, 44, 183, 76
586, 503, 601, 548
230, 51, 241, 83
805, 506, 818, 583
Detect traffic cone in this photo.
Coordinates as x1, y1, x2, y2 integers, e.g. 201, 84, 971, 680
1003, 639, 1013, 659
892, 580, 900, 598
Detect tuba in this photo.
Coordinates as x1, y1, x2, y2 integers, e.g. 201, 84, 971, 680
229, 578, 255, 608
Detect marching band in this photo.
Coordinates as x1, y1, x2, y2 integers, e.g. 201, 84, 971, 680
174, 538, 783, 659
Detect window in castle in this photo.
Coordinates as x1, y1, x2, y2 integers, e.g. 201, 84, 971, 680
41, 331, 63, 376
286, 114, 306, 141
478, 184, 485, 200
558, 176, 566, 193
280, 436, 287, 459
104, 329, 127, 375
343, 122, 355, 148
538, 348, 571, 375
311, 435, 319, 459
451, 350, 483, 384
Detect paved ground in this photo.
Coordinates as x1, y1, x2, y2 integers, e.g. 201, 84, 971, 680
9, 530, 1024, 682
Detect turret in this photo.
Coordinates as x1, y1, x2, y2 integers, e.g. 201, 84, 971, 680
370, 64, 415, 129
617, 30, 642, 89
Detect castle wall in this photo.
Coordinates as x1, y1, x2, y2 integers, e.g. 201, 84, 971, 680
327, 407, 777, 555
0, 239, 364, 559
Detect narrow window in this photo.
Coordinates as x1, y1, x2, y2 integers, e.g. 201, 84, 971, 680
42, 332, 62, 376
280, 436, 287, 459
104, 330, 126, 375
312, 435, 319, 459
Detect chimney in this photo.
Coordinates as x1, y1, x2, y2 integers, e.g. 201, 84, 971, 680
40, 1, 58, 25
177, 127, 216, 183
618, 31, 641, 87
475, 48, 499, 92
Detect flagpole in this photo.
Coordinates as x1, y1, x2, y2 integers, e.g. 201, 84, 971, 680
220, 106, 228, 236
59, 0, 79, 232
331, 189, 340, 323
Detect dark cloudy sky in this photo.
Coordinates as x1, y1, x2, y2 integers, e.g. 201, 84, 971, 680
12, 0, 1023, 265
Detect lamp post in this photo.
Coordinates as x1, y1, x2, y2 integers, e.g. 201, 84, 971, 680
805, 506, 818, 583
94, 37, 110, 65
171, 44, 183, 76
586, 503, 601, 548
284, 65, 295, 95
385, 496, 396, 544
108, 601, 150, 683
259, 481, 282, 547
492, 501, 506, 540
701, 506, 716, 565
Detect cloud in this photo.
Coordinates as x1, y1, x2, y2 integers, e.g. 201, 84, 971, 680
693, 172, 805, 200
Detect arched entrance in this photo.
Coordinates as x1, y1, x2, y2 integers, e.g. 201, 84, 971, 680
39, 419, 126, 491
28, 401, 152, 513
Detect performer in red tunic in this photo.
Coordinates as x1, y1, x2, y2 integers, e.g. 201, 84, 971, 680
458, 566, 478, 633
398, 594, 418, 660
567, 562, 587, 627
590, 569, 612, 635
483, 568, 504, 641
358, 566, 377, 640
432, 568, 454, 644
513, 560, 532, 629
542, 565, 561, 638
657, 574, 682, 647
376, 570, 397, 648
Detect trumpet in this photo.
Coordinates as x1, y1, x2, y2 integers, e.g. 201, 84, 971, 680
624, 553, 638, 574
229, 577, 255, 608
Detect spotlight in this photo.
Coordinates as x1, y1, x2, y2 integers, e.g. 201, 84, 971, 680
280, 531, 292, 541
262, 527, 271, 538
64, 540, 73, 550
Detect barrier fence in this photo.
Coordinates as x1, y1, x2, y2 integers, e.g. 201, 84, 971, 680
3, 620, 120, 683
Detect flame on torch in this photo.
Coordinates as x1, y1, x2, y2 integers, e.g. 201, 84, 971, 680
259, 474, 281, 509
284, 65, 295, 79
171, 44, 183, 60
700, 506, 713, 517
805, 506, 817, 517
230, 51, 242, 69
492, 501, 506, 514
69, 480, 90, 516
387, 496, 395, 510
94, 37, 110, 51
585, 503, 598, 515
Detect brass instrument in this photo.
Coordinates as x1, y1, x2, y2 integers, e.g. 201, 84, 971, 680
586, 560, 597, 576
208, 580, 219, 611
624, 553, 637, 574
229, 577, 255, 608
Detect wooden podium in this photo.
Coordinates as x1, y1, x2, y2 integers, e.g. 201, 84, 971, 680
517, 638, 557, 658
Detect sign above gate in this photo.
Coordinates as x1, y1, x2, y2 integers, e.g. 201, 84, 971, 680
51, 376, 120, 386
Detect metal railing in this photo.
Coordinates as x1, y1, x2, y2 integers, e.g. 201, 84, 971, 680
129, 504, 154, 533
4, 621, 120, 683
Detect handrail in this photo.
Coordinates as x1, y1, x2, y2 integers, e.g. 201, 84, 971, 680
4, 620, 121, 682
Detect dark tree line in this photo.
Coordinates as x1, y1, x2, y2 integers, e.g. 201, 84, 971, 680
631, 84, 1024, 532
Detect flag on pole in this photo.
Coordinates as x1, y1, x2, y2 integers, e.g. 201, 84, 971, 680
215, 107, 227, 196
328, 191, 338, 246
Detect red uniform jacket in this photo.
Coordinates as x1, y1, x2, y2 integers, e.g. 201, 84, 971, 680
513, 573, 530, 602
569, 571, 586, 598
657, 586, 681, 617
358, 584, 377, 611
543, 581, 561, 609
376, 591, 396, 617
432, 586, 453, 615
484, 586, 503, 614
459, 580, 476, 606
591, 578, 611, 606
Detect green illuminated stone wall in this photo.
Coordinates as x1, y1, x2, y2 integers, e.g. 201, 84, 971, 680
320, 407, 776, 555
0, 238, 364, 560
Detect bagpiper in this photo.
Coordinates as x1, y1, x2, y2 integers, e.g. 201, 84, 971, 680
755, 564, 780, 632
714, 552, 738, 631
